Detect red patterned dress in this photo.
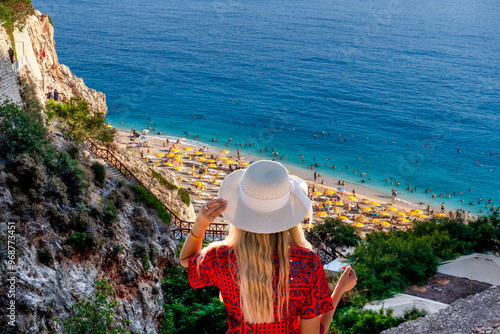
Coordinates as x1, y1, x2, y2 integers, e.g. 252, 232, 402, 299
188, 244, 334, 333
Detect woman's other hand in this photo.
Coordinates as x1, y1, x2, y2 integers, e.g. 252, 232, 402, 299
337, 265, 357, 294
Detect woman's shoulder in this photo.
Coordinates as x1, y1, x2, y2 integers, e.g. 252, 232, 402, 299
289, 244, 320, 262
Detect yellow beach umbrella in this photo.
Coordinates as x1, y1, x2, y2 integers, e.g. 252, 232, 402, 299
333, 201, 344, 206
334, 207, 339, 213
170, 148, 179, 152
106, 124, 113, 127
386, 207, 397, 211
323, 200, 333, 205
339, 216, 349, 221
370, 218, 380, 223
381, 221, 391, 226
167, 153, 176, 157
199, 174, 203, 180
377, 211, 389, 216
362, 200, 372, 204
371, 202, 381, 206
173, 166, 183, 171
347, 196, 358, 201
239, 162, 249, 167
147, 148, 151, 154
145, 156, 149, 162
216, 172, 220, 178
418, 214, 428, 219
206, 163, 216, 167
178, 175, 182, 181
173, 158, 182, 162
407, 212, 418, 217
155, 153, 165, 157
207, 159, 216, 162
193, 181, 203, 186
194, 151, 203, 155
396, 212, 407, 217
355, 216, 365, 223
213, 178, 217, 184
435, 213, 447, 218
197, 157, 206, 161
164, 162, 173, 166
315, 212, 328, 217
221, 150, 230, 154
197, 191, 201, 198
218, 156, 228, 160
325, 190, 336, 195
360, 207, 372, 212
175, 153, 184, 157
225, 160, 237, 164
312, 191, 323, 195
397, 217, 410, 222
183, 147, 193, 151
354, 223, 364, 228
155, 160, 160, 166
411, 209, 423, 213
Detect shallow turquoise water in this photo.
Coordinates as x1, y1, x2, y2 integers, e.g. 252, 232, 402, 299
34, 0, 500, 214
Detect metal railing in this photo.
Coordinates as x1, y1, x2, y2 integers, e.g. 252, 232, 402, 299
86, 140, 229, 240
304, 230, 344, 264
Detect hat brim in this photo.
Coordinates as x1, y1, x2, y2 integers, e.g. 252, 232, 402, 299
218, 170, 308, 234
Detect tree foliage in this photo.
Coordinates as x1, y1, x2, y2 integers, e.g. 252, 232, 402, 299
311, 218, 361, 250
46, 98, 115, 144
160, 265, 227, 334
57, 279, 130, 334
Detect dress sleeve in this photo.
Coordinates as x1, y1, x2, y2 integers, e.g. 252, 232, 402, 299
300, 253, 334, 319
188, 247, 219, 289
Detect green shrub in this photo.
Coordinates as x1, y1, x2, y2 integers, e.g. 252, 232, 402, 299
67, 232, 88, 249
46, 98, 115, 144
6, 153, 46, 201
0, 101, 55, 166
112, 244, 124, 256
108, 189, 126, 209
150, 169, 177, 190
0, 0, 34, 31
311, 218, 361, 250
349, 232, 439, 301
100, 198, 118, 224
178, 188, 191, 206
132, 215, 153, 238
91, 162, 106, 187
130, 185, 172, 224
160, 266, 227, 334
38, 247, 53, 266
56, 279, 130, 334
57, 151, 88, 201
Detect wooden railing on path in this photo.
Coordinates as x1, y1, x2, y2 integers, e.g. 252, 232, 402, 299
85, 140, 228, 240
85, 141, 343, 258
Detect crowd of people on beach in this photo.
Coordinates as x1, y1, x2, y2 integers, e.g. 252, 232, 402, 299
125, 108, 498, 218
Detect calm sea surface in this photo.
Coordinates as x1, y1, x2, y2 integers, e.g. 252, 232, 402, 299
34, 0, 500, 214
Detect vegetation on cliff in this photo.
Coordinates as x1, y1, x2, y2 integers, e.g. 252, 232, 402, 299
0, 0, 34, 32
46, 98, 115, 144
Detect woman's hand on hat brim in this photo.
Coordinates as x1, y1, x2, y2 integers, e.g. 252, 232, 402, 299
196, 198, 228, 229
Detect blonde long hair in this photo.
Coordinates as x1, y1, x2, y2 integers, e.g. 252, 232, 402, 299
197, 224, 312, 324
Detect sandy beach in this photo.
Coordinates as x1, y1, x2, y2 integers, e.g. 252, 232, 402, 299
116, 129, 463, 237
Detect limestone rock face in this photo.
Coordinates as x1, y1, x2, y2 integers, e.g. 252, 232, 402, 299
10, 11, 107, 115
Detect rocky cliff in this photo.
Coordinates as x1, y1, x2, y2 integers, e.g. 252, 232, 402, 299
4, 10, 107, 115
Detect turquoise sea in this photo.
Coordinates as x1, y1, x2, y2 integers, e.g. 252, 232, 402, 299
34, 0, 499, 214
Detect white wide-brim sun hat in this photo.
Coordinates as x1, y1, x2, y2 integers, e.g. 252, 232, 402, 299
218, 160, 312, 234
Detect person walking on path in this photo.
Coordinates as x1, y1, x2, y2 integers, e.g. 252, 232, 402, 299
180, 160, 357, 333
441, 202, 445, 213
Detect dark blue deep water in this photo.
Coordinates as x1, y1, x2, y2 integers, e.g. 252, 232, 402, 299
34, 0, 500, 214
